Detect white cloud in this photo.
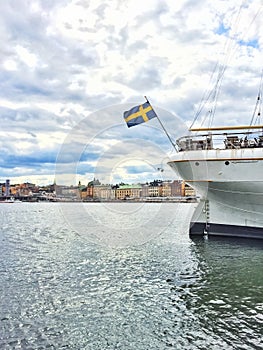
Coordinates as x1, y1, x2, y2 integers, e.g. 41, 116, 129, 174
0, 0, 262, 185
15, 45, 38, 69
3, 59, 17, 71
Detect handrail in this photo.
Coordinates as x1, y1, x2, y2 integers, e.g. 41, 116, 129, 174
177, 129, 263, 151
189, 125, 263, 132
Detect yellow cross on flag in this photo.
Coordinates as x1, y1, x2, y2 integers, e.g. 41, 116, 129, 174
123, 102, 157, 128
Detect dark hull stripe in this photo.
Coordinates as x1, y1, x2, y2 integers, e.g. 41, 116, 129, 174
190, 222, 263, 239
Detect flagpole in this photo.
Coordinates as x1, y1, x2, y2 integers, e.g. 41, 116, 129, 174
144, 96, 178, 152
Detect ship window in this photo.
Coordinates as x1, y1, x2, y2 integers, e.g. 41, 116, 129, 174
225, 161, 230, 165
195, 162, 199, 166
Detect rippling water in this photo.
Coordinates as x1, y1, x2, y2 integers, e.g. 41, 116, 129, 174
0, 202, 262, 349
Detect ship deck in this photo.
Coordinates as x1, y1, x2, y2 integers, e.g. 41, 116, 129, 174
177, 126, 263, 152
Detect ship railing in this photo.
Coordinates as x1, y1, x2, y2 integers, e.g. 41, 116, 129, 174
177, 130, 263, 152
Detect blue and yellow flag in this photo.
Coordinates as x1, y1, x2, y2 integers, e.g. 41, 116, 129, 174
123, 102, 157, 128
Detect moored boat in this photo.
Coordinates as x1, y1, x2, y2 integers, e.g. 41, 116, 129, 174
0, 198, 15, 203
167, 1, 263, 240
168, 125, 263, 239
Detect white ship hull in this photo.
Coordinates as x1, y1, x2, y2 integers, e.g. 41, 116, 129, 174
168, 147, 263, 239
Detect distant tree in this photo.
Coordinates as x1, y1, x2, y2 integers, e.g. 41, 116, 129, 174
88, 178, 101, 187
112, 184, 119, 189
150, 179, 163, 186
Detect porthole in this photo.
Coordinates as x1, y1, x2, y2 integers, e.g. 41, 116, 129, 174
225, 161, 230, 165
195, 162, 199, 166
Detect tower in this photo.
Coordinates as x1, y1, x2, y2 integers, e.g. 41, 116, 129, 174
5, 179, 10, 197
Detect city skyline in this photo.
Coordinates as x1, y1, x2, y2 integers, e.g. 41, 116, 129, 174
0, 177, 181, 187
0, 178, 196, 202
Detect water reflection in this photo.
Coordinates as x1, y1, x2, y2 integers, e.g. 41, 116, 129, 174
0, 203, 262, 349
178, 237, 263, 349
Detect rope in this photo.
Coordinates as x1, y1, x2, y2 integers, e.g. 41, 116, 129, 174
250, 69, 263, 126
190, 1, 263, 131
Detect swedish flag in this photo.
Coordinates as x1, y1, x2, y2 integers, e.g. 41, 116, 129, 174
123, 102, 157, 128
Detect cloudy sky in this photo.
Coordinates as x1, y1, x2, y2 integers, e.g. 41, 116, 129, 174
0, 0, 262, 186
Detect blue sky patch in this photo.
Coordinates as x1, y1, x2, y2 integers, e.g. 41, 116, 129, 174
238, 39, 259, 49
216, 22, 229, 35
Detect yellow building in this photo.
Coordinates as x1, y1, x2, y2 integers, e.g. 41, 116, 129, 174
148, 185, 161, 197
116, 184, 142, 200
183, 182, 196, 197
161, 181, 172, 197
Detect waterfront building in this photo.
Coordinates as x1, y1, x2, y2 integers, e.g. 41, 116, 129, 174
161, 181, 172, 197
87, 185, 94, 198
170, 180, 184, 197
5, 179, 10, 197
93, 185, 115, 200
148, 185, 161, 197
79, 186, 88, 200
116, 184, 142, 200
141, 184, 149, 197
56, 185, 80, 199
183, 182, 196, 197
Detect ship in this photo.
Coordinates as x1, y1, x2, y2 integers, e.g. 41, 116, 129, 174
167, 3, 263, 240
124, 94, 263, 239
168, 123, 263, 239
123, 4, 263, 239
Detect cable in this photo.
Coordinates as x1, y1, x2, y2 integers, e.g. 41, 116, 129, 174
190, 1, 263, 130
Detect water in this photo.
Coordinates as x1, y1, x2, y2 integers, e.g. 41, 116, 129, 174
0, 202, 262, 349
